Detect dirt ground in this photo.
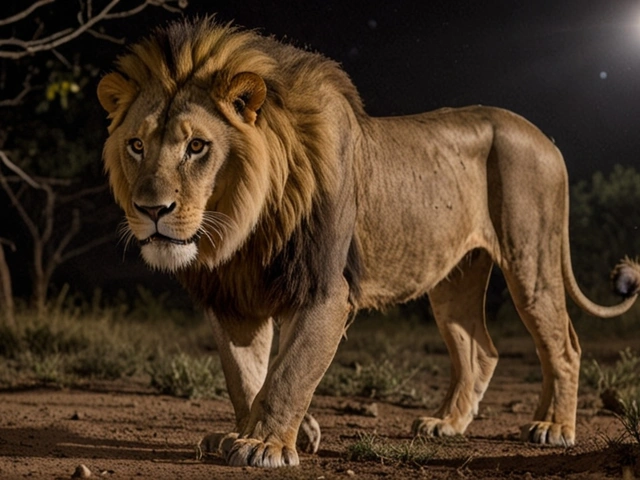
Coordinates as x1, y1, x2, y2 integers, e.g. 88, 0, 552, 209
1, 346, 639, 479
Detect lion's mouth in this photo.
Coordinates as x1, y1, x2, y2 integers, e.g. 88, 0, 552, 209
139, 232, 200, 246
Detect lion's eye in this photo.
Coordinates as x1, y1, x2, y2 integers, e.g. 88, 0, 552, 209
127, 138, 144, 159
187, 138, 208, 156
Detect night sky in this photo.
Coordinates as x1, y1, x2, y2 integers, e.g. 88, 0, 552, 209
3, 0, 640, 295
180, 0, 640, 179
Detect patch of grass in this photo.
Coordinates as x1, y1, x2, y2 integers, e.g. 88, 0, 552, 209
69, 343, 141, 380
148, 352, 226, 399
0, 287, 206, 389
582, 347, 640, 393
28, 353, 67, 384
616, 399, 640, 445
346, 432, 438, 466
318, 358, 421, 400
582, 348, 640, 444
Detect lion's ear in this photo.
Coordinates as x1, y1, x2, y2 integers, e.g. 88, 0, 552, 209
220, 72, 267, 125
97, 72, 137, 116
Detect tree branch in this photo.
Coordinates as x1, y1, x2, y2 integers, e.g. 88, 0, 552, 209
50, 208, 80, 271
0, 73, 34, 108
59, 233, 115, 264
59, 183, 109, 204
0, 150, 42, 189
0, 238, 16, 252
86, 28, 125, 45
3, 174, 72, 186
0, 151, 41, 241
0, 0, 56, 27
0, 0, 187, 59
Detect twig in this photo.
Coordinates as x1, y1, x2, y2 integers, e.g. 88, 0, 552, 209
86, 28, 125, 45
51, 208, 81, 266
0, 0, 56, 27
0, 238, 16, 252
0, 150, 42, 189
60, 234, 115, 263
2, 175, 72, 186
0, 74, 34, 108
0, 156, 39, 241
51, 48, 72, 69
59, 183, 109, 203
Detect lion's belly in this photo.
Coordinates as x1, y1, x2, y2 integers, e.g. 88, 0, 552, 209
357, 216, 494, 310
354, 144, 497, 310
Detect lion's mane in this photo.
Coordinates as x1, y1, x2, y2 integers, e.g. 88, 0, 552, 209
102, 17, 365, 316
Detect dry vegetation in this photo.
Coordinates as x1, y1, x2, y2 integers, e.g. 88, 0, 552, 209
1, 289, 640, 478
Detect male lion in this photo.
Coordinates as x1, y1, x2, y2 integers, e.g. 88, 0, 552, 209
97, 17, 640, 467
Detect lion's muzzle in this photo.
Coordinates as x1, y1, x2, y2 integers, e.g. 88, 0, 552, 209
139, 232, 200, 246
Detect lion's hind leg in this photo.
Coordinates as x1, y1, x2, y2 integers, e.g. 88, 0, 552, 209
413, 249, 498, 438
502, 257, 581, 447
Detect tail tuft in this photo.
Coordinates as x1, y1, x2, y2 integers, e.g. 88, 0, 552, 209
611, 257, 640, 298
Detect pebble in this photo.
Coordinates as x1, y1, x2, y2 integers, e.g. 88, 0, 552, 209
71, 464, 91, 478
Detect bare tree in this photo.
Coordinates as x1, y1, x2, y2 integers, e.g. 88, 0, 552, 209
0, 0, 187, 321
0, 238, 16, 327
0, 152, 114, 316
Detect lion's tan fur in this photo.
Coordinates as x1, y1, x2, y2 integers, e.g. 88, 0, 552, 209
98, 17, 640, 467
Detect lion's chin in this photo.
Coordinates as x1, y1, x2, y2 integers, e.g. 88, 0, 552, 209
140, 242, 198, 272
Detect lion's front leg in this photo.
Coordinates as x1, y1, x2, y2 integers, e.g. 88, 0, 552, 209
224, 280, 351, 467
199, 312, 272, 455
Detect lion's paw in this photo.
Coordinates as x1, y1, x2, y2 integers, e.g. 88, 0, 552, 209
226, 438, 299, 467
297, 413, 321, 454
198, 432, 238, 456
411, 416, 461, 438
520, 422, 575, 447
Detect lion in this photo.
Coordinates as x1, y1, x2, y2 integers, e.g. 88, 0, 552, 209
97, 17, 640, 467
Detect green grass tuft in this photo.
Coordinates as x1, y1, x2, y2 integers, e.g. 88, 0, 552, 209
346, 432, 438, 465
318, 358, 421, 400
148, 352, 226, 399
582, 348, 640, 444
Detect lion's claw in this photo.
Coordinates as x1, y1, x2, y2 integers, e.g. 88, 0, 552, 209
297, 413, 321, 454
412, 416, 460, 438
226, 438, 299, 467
199, 432, 238, 457
520, 421, 574, 447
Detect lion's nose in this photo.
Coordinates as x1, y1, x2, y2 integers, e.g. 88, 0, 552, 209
134, 202, 176, 222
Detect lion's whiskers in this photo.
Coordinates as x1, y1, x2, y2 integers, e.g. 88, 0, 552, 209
116, 219, 136, 257
200, 211, 236, 248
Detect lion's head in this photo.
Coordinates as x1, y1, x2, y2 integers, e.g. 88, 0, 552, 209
97, 18, 362, 272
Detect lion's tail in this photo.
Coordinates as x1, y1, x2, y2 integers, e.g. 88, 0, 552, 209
562, 216, 640, 318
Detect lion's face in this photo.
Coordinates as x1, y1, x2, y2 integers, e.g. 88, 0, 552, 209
98, 71, 270, 272
118, 89, 230, 271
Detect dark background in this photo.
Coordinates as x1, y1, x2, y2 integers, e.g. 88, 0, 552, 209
191, 0, 640, 179
2, 0, 639, 302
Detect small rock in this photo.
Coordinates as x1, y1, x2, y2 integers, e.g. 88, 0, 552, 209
70, 411, 83, 421
342, 402, 378, 417
507, 401, 528, 414
346, 470, 356, 477
72, 464, 91, 478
